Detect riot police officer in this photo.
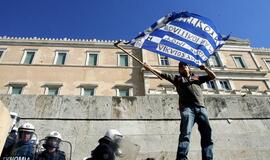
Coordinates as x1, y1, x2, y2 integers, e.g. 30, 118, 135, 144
90, 129, 123, 160
36, 131, 66, 160
7, 122, 36, 160
0, 112, 20, 158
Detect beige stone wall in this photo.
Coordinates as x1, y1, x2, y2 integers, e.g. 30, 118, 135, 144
233, 80, 268, 91
143, 50, 159, 65
220, 50, 257, 69
0, 45, 140, 67
253, 51, 270, 85
144, 77, 171, 93
256, 54, 270, 70
0, 65, 145, 96
143, 49, 179, 66
0, 45, 25, 63
145, 77, 269, 93
1, 38, 270, 97
0, 41, 145, 96
142, 44, 270, 94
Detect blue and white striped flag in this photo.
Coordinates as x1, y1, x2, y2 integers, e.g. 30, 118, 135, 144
130, 11, 228, 67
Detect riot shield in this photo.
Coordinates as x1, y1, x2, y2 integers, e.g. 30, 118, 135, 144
61, 140, 72, 160
117, 137, 140, 160
36, 139, 72, 160
0, 101, 12, 154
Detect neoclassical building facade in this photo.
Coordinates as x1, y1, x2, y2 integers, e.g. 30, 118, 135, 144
0, 36, 269, 96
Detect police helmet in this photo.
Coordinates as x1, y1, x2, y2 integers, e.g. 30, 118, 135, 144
104, 129, 123, 144
44, 131, 62, 149
18, 122, 35, 133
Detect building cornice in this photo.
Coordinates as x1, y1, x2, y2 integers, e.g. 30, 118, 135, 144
224, 37, 250, 45
0, 36, 134, 49
215, 70, 268, 80
0, 63, 142, 69
144, 66, 268, 75
143, 69, 268, 80
252, 48, 270, 54
220, 45, 252, 52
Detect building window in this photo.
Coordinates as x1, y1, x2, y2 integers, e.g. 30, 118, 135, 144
54, 52, 67, 65
0, 49, 5, 60
79, 84, 98, 96
0, 51, 3, 58
115, 85, 133, 96
264, 59, 270, 70
118, 54, 128, 67
48, 87, 59, 95
43, 84, 62, 95
233, 56, 246, 68
119, 88, 129, 96
159, 55, 169, 66
207, 54, 221, 67
7, 83, 27, 95
81, 87, 95, 96
22, 51, 35, 64
86, 52, 98, 66
219, 80, 231, 90
83, 88, 95, 96
11, 86, 23, 94
206, 81, 216, 89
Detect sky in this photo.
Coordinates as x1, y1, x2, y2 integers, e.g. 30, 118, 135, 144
0, 0, 269, 48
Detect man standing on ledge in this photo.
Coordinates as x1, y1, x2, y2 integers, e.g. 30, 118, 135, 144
143, 61, 216, 160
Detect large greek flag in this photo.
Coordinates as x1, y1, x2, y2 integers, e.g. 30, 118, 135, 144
130, 11, 228, 67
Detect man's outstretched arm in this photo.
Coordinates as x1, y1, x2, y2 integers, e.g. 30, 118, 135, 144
199, 65, 216, 80
143, 63, 162, 75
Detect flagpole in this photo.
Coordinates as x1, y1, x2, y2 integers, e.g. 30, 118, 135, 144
114, 41, 162, 80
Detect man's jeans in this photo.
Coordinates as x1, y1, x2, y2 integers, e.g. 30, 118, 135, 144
176, 104, 213, 160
